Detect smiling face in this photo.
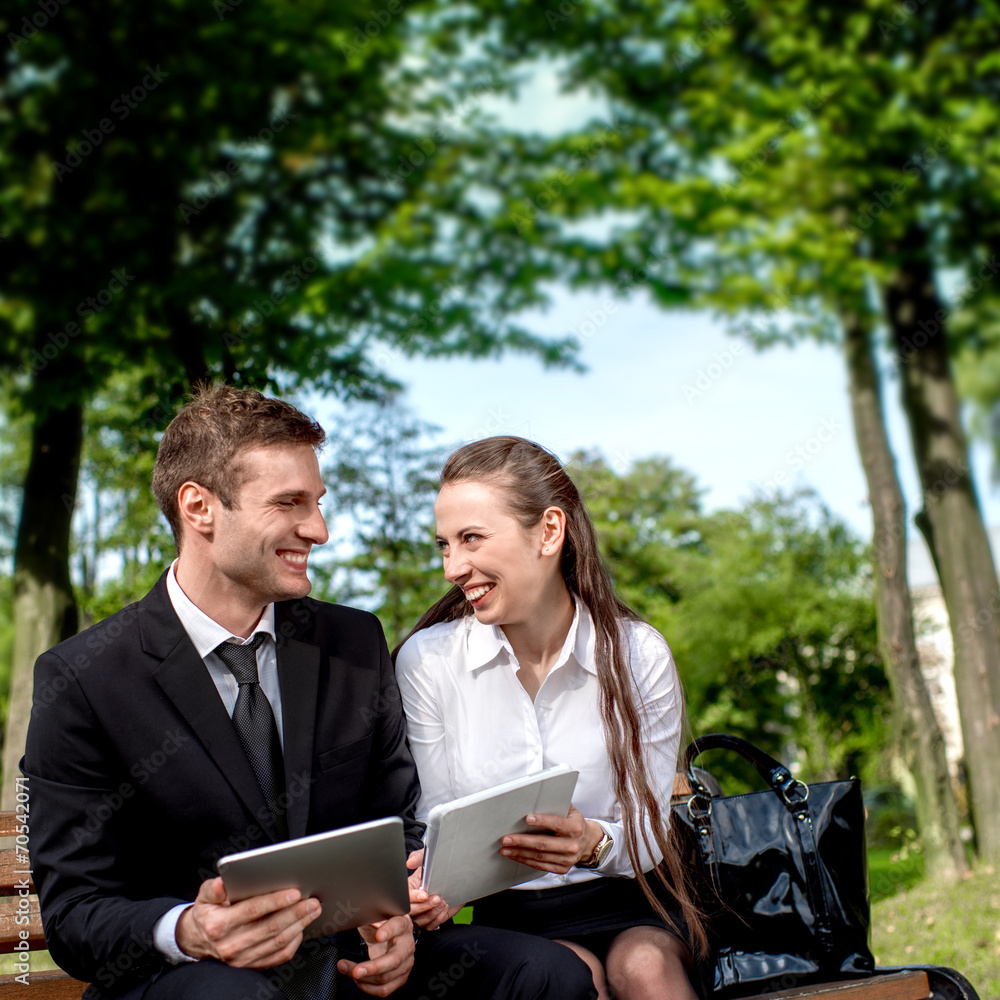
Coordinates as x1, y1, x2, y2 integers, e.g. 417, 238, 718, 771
434, 479, 566, 628
208, 443, 329, 609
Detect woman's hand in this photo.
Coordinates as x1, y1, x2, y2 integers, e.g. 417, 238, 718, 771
406, 849, 464, 931
499, 806, 605, 874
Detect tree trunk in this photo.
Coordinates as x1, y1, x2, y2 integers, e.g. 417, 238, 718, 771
842, 306, 968, 877
2, 393, 84, 809
883, 232, 1000, 863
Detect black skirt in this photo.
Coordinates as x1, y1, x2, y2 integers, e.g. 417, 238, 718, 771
471, 875, 688, 964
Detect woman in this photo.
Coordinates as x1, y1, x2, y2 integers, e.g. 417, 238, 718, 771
395, 437, 706, 1000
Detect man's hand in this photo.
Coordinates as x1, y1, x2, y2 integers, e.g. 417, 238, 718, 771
337, 914, 415, 997
406, 848, 463, 931
499, 806, 604, 873
176, 876, 321, 968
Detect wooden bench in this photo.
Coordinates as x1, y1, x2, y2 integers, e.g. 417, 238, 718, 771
738, 971, 930, 999
0, 811, 86, 998
0, 805, 967, 999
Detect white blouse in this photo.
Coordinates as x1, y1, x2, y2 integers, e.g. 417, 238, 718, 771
394, 598, 682, 891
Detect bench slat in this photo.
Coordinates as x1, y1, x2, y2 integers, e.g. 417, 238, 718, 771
0, 968, 87, 998
0, 848, 35, 897
0, 899, 46, 953
0, 814, 22, 840
738, 969, 930, 999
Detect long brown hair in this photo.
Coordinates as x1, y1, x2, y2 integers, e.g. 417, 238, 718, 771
396, 436, 707, 957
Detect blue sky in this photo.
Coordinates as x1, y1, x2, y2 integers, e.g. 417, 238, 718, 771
312, 65, 1000, 588
315, 285, 1000, 589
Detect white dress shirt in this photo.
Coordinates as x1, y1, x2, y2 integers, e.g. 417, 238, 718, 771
164, 560, 282, 745
154, 560, 280, 963
394, 598, 682, 892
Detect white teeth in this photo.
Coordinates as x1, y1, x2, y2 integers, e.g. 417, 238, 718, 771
280, 552, 307, 564
466, 584, 494, 602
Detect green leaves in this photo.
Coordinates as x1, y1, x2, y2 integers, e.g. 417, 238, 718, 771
0, 0, 585, 422
572, 452, 886, 783
318, 393, 448, 643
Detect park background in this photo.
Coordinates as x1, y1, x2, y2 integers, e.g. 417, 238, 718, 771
1, 0, 999, 991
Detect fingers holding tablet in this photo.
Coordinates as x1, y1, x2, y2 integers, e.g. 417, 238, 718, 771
340, 914, 416, 996
177, 876, 322, 967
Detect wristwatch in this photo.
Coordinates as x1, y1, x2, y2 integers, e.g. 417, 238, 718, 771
575, 827, 614, 869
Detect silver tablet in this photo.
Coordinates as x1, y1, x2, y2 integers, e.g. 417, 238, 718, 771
422, 765, 579, 905
217, 816, 410, 937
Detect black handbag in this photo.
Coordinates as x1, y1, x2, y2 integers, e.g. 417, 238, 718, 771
671, 734, 875, 998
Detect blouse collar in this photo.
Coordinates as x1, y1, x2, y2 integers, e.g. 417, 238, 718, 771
464, 594, 597, 675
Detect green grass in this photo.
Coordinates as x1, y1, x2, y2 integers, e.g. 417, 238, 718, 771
868, 845, 927, 903
0, 950, 60, 975
871, 861, 1000, 998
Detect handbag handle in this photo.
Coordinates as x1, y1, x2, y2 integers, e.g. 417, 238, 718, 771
682, 733, 809, 809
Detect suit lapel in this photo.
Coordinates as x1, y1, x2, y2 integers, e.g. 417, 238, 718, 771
140, 574, 282, 841
275, 606, 320, 839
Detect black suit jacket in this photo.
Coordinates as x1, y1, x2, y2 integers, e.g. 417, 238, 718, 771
22, 572, 423, 997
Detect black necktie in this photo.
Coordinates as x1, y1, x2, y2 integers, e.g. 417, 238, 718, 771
215, 634, 288, 840
276, 936, 341, 1000
216, 637, 340, 998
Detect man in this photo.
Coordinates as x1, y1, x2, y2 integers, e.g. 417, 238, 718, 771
23, 384, 595, 1000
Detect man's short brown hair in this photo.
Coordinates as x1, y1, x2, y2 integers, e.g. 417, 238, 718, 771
152, 383, 326, 548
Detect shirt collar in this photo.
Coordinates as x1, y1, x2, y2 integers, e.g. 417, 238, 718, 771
166, 558, 276, 659
464, 594, 597, 675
